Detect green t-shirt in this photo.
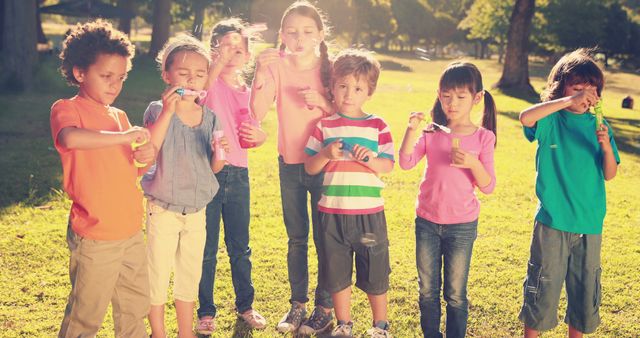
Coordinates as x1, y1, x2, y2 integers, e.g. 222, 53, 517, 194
524, 110, 620, 234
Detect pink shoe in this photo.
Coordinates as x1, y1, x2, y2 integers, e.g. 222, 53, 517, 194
238, 309, 267, 329
196, 316, 215, 335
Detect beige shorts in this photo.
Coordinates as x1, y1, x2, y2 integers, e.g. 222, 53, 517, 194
146, 201, 207, 305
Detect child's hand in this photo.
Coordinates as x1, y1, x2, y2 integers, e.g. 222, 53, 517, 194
133, 141, 155, 166
570, 86, 599, 111
451, 148, 480, 169
124, 126, 150, 144
255, 48, 280, 74
408, 111, 425, 131
321, 140, 343, 160
161, 85, 182, 115
596, 124, 613, 152
239, 123, 267, 145
351, 144, 374, 162
211, 135, 230, 153
211, 43, 234, 67
298, 87, 326, 110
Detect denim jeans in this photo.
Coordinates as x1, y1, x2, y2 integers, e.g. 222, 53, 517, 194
415, 217, 478, 338
198, 165, 254, 318
278, 156, 333, 308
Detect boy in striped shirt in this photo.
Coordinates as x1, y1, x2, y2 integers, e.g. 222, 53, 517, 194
304, 49, 394, 338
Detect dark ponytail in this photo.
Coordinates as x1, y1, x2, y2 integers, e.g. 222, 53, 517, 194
482, 90, 497, 146
319, 41, 332, 101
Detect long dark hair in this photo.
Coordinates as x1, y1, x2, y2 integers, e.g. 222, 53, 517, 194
279, 1, 332, 95
431, 61, 497, 146
541, 48, 604, 102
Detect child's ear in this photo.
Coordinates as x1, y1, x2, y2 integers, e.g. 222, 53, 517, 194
473, 90, 484, 104
160, 70, 171, 85
72, 66, 85, 83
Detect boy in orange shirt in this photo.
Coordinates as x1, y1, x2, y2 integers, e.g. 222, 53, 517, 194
50, 20, 155, 337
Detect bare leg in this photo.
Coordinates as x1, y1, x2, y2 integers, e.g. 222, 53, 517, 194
569, 324, 584, 338
148, 304, 166, 338
175, 300, 197, 338
332, 287, 352, 322
524, 325, 538, 338
367, 292, 387, 324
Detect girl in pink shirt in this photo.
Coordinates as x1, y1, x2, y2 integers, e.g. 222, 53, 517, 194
249, 1, 334, 334
196, 18, 268, 335
399, 62, 497, 338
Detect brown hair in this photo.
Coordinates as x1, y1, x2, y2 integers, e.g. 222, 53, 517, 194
209, 17, 250, 52
279, 1, 332, 93
432, 61, 497, 146
331, 49, 381, 96
59, 19, 135, 86
541, 48, 604, 102
156, 34, 211, 72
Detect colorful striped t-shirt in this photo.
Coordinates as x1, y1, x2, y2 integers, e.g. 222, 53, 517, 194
304, 113, 394, 215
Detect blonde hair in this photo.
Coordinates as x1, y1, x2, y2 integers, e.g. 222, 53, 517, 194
156, 34, 211, 72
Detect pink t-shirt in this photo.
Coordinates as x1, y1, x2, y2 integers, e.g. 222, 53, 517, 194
250, 59, 327, 164
203, 78, 252, 168
399, 128, 496, 224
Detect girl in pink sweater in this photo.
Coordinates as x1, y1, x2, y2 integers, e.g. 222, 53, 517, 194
398, 62, 497, 338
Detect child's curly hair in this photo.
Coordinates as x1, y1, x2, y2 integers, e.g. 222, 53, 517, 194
59, 19, 135, 86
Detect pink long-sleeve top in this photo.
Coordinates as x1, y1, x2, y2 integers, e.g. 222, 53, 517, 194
250, 59, 327, 164
399, 128, 496, 224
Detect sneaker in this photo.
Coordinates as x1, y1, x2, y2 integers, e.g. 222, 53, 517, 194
196, 316, 216, 335
276, 301, 306, 333
299, 305, 333, 334
238, 309, 267, 329
366, 321, 392, 338
331, 320, 353, 337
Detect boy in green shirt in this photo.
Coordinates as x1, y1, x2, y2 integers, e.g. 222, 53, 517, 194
518, 49, 620, 337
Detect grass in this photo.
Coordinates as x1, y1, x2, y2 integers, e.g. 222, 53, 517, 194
1, 52, 639, 337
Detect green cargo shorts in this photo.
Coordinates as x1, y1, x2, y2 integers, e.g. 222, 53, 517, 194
518, 221, 602, 333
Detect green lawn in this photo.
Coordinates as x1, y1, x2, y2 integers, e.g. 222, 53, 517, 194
1, 53, 639, 337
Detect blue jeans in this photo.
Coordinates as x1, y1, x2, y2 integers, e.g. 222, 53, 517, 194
278, 156, 333, 308
198, 165, 253, 318
415, 217, 478, 338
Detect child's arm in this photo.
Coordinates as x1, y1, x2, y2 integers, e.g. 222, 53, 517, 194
57, 126, 149, 150
250, 48, 280, 121
299, 87, 335, 115
146, 86, 181, 150
451, 132, 496, 194
305, 140, 342, 175
399, 112, 426, 170
597, 125, 618, 180
238, 123, 268, 147
350, 144, 394, 174
519, 87, 599, 127
205, 45, 233, 89
210, 135, 228, 174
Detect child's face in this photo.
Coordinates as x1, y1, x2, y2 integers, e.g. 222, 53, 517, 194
73, 53, 128, 106
280, 14, 324, 56
437, 87, 482, 121
563, 82, 594, 113
332, 74, 372, 116
162, 50, 209, 96
213, 32, 249, 69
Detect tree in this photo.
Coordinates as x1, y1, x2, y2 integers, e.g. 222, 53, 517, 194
352, 0, 396, 50
391, 0, 433, 50
149, 0, 171, 57
117, 0, 135, 36
459, 0, 512, 61
2, 0, 38, 91
495, 0, 535, 94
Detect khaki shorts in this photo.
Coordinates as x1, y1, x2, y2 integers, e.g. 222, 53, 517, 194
146, 201, 206, 305
519, 221, 602, 333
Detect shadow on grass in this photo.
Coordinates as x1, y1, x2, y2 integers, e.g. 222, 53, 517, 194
379, 60, 412, 72
500, 111, 640, 157
493, 86, 540, 104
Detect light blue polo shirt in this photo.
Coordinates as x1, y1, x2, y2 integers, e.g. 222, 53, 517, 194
141, 100, 221, 213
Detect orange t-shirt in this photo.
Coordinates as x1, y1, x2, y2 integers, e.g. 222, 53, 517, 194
50, 95, 143, 240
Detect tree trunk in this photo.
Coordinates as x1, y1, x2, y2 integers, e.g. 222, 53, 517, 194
149, 0, 171, 58
495, 0, 536, 94
192, 1, 205, 40
118, 0, 134, 36
2, 0, 38, 91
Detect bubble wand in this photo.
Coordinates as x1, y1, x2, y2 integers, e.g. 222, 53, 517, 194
176, 88, 207, 100
594, 100, 604, 131
340, 141, 370, 162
